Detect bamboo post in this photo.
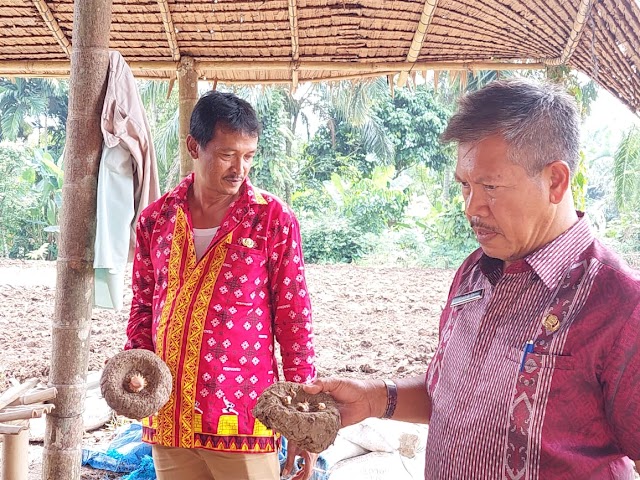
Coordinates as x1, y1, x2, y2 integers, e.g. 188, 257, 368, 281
42, 0, 112, 478
178, 56, 198, 178
2, 423, 29, 480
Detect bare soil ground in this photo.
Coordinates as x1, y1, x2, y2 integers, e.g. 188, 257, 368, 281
0, 259, 453, 479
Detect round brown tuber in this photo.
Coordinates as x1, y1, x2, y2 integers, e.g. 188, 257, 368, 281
252, 381, 340, 453
100, 349, 172, 419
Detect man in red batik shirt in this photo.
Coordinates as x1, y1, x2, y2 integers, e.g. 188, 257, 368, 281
126, 91, 316, 480
305, 79, 640, 479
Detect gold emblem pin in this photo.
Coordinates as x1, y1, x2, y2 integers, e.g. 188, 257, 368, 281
543, 313, 560, 332
241, 238, 256, 248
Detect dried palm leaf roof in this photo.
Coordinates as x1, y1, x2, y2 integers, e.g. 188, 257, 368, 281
0, 0, 639, 113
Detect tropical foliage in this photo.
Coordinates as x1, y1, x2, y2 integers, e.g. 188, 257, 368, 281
0, 78, 68, 158
613, 126, 640, 213
3, 71, 639, 266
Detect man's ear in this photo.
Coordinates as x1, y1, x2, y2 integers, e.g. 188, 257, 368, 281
186, 135, 199, 160
546, 161, 571, 204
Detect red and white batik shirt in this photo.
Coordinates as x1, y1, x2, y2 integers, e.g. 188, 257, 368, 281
426, 215, 640, 479
126, 174, 315, 453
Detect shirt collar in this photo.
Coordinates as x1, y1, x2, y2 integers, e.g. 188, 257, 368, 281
479, 212, 594, 290
526, 212, 593, 289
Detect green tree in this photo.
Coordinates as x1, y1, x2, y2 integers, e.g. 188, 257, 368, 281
301, 119, 373, 188
0, 145, 36, 256
613, 126, 640, 213
0, 78, 68, 157
303, 81, 452, 188
138, 80, 181, 191
374, 85, 452, 174
19, 149, 64, 259
326, 166, 409, 234
241, 87, 297, 204
315, 78, 394, 164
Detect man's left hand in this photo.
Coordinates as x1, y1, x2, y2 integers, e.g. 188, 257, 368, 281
282, 441, 318, 480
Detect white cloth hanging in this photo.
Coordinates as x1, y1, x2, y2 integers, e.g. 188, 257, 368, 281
94, 50, 160, 310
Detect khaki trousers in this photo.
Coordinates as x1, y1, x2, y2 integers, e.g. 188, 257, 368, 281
152, 444, 280, 480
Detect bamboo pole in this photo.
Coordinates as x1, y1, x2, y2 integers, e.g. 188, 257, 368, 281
544, 0, 593, 65
0, 59, 547, 78
0, 379, 39, 411
0, 404, 55, 422
287, 0, 300, 92
7, 387, 57, 407
0, 423, 28, 435
32, 0, 72, 57
1, 422, 29, 480
178, 56, 197, 177
197, 60, 545, 73
156, 0, 180, 61
397, 0, 439, 87
42, 0, 112, 478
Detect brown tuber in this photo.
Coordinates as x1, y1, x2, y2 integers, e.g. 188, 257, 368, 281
101, 349, 172, 419
252, 381, 340, 453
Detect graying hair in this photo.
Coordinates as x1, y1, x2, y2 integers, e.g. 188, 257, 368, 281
441, 79, 580, 175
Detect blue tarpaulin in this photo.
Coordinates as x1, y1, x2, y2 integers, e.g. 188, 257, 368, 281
82, 423, 329, 479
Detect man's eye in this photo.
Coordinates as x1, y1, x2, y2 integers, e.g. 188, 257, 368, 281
484, 185, 496, 191
460, 182, 470, 188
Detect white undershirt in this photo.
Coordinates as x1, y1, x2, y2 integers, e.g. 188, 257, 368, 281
193, 227, 220, 261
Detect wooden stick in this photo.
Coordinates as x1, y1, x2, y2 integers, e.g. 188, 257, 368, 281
288, 0, 300, 62
0, 379, 39, 411
178, 56, 197, 177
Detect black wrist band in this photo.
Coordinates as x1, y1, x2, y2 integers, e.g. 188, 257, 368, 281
382, 379, 398, 419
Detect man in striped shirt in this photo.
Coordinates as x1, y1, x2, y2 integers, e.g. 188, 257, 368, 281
306, 79, 640, 479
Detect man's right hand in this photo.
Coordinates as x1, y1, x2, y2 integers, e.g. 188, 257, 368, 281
303, 377, 387, 427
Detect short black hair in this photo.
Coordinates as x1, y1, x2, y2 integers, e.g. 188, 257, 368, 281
189, 90, 262, 147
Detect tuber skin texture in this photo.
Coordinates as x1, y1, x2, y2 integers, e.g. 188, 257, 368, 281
252, 381, 340, 453
101, 349, 172, 419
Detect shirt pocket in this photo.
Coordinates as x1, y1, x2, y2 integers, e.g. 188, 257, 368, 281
505, 346, 576, 372
225, 243, 267, 265
221, 243, 268, 303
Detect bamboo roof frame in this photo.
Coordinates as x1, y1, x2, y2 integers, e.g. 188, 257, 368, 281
0, 0, 639, 112
31, 0, 70, 56
544, 0, 593, 66
288, 0, 300, 91
397, 0, 439, 87
156, 0, 180, 61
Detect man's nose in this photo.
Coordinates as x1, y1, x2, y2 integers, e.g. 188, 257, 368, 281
230, 156, 243, 173
464, 189, 488, 218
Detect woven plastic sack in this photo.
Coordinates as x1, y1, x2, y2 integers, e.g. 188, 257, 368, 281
81, 422, 154, 478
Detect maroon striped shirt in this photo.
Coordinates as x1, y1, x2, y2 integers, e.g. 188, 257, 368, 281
425, 215, 640, 479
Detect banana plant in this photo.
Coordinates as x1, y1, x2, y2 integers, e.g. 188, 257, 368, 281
614, 126, 640, 213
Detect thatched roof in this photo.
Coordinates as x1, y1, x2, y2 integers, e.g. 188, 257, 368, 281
0, 0, 639, 112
